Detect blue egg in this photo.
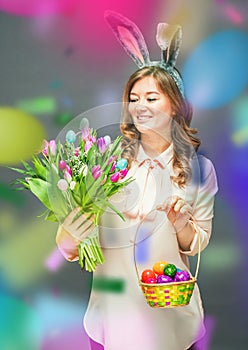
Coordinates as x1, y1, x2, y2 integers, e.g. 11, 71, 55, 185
66, 130, 76, 143
116, 158, 128, 170
182, 30, 248, 109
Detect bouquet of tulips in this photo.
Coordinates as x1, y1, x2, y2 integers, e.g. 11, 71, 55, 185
12, 118, 133, 272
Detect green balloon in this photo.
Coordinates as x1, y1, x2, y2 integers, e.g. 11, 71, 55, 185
164, 263, 177, 278
0, 107, 46, 165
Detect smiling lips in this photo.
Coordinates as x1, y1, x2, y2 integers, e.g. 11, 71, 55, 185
136, 115, 152, 122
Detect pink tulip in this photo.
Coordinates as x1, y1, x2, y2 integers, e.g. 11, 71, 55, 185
81, 127, 90, 141
42, 140, 49, 156
110, 172, 120, 183
84, 140, 93, 153
92, 165, 102, 180
75, 147, 80, 157
65, 165, 72, 176
42, 140, 56, 156
64, 171, 72, 183
110, 161, 116, 173
59, 160, 67, 170
49, 140, 57, 156
108, 156, 117, 164
120, 168, 128, 178
57, 179, 68, 191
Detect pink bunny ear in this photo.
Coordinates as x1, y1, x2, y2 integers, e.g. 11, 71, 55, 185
156, 23, 182, 67
104, 10, 150, 68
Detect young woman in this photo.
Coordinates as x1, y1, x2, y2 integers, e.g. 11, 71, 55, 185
56, 12, 218, 350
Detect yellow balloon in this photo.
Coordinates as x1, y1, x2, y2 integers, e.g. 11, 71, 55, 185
0, 107, 46, 165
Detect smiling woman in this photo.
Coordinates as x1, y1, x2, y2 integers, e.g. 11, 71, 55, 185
55, 11, 218, 350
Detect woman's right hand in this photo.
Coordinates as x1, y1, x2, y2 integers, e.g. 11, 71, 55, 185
56, 208, 95, 262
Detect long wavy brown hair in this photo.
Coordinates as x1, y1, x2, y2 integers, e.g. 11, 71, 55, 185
120, 66, 200, 187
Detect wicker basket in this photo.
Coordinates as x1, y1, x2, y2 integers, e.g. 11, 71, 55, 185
134, 213, 201, 308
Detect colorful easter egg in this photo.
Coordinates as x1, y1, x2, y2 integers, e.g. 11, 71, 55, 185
164, 264, 177, 278
66, 130, 76, 143
116, 158, 128, 170
141, 269, 156, 283
174, 270, 191, 282
157, 275, 173, 283
153, 261, 168, 275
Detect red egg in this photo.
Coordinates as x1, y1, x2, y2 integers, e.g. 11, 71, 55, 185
141, 269, 156, 283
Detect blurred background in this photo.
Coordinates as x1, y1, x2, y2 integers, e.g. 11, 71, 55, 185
0, 0, 247, 349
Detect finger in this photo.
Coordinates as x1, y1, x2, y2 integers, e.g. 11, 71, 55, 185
70, 213, 91, 230
63, 207, 81, 225
77, 221, 95, 240
174, 199, 185, 212
166, 196, 180, 211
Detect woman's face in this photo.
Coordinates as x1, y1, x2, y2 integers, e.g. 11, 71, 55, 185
128, 76, 173, 136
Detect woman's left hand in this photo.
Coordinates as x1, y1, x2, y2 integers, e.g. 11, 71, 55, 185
157, 196, 193, 231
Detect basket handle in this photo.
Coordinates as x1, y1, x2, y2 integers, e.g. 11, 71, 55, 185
133, 210, 201, 281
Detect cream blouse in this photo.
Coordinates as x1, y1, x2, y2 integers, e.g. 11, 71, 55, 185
58, 144, 218, 350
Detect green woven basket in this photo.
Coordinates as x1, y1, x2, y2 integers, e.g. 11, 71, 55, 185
134, 213, 201, 308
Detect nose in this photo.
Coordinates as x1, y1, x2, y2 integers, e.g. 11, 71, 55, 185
135, 102, 148, 113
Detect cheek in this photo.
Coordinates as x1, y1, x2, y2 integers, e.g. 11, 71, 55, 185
128, 104, 135, 117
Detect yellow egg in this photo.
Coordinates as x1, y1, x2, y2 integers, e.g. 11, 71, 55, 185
0, 107, 46, 165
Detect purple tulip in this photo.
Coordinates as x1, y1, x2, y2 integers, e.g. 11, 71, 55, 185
97, 137, 107, 153
110, 172, 120, 183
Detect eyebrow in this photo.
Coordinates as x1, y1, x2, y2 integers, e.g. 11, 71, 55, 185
130, 91, 160, 95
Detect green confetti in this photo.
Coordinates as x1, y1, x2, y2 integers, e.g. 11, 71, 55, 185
16, 97, 56, 114
92, 277, 125, 293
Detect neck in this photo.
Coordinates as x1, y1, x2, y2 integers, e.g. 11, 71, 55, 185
141, 133, 171, 158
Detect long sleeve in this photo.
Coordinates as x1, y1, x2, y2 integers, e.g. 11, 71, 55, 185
180, 156, 218, 256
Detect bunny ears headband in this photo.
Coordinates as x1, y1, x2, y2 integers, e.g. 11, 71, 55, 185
104, 10, 185, 97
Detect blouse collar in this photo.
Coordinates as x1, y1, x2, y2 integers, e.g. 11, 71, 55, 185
136, 143, 173, 166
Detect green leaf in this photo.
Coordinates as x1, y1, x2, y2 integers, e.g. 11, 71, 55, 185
33, 157, 47, 180
28, 178, 53, 211
45, 211, 58, 222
